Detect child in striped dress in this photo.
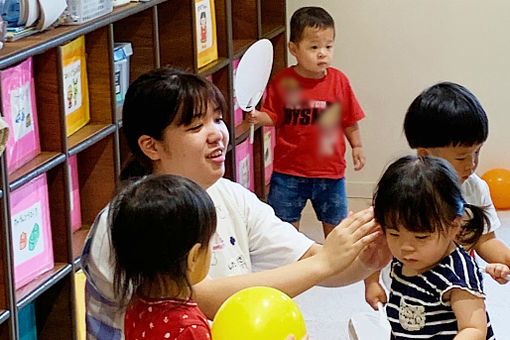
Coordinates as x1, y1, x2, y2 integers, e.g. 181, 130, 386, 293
373, 155, 496, 339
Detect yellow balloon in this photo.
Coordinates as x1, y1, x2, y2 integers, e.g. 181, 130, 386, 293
482, 168, 510, 210
212, 286, 307, 340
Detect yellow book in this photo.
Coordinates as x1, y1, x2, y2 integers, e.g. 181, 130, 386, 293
195, 0, 218, 68
60, 36, 91, 137
74, 270, 87, 340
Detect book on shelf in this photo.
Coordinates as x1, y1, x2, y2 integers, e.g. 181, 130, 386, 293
0, 56, 41, 174
59, 36, 91, 137
235, 138, 255, 192
74, 270, 87, 340
263, 126, 275, 185
10, 173, 54, 289
232, 58, 243, 126
18, 302, 37, 340
69, 154, 82, 232
194, 0, 218, 68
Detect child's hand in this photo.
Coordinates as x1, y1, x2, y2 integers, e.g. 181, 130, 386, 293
485, 263, 510, 284
352, 146, 366, 171
365, 279, 388, 310
246, 109, 273, 126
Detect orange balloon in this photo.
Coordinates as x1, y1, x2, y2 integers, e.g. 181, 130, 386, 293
481, 168, 510, 210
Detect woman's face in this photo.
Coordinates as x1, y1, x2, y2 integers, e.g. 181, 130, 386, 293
153, 102, 229, 188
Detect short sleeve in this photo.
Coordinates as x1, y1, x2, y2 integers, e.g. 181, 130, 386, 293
174, 325, 211, 340
430, 250, 486, 304
336, 71, 365, 127
478, 179, 501, 233
229, 181, 315, 271
261, 78, 282, 126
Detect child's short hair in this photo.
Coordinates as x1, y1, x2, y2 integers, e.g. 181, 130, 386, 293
404, 82, 488, 148
373, 155, 488, 246
110, 175, 217, 301
290, 7, 335, 43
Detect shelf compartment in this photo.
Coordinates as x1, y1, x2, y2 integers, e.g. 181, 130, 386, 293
157, 1, 195, 70
72, 226, 90, 265
262, 25, 286, 41
260, 0, 285, 37
15, 263, 71, 309
270, 32, 287, 76
232, 0, 257, 55
113, 7, 159, 83
8, 153, 65, 192
233, 39, 257, 59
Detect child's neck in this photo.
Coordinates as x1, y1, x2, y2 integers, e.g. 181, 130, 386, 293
138, 275, 191, 301
293, 64, 327, 79
402, 241, 458, 276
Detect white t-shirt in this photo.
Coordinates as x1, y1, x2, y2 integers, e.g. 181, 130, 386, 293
462, 173, 501, 233
206, 178, 315, 277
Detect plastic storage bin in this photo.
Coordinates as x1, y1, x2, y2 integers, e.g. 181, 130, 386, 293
113, 42, 133, 120
66, 0, 113, 24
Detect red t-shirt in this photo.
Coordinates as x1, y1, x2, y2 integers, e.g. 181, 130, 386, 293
124, 297, 211, 340
261, 67, 365, 179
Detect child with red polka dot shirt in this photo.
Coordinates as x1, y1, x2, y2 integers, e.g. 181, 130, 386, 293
109, 175, 217, 340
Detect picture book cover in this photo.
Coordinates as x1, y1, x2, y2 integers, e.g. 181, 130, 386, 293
60, 35, 90, 137
10, 173, 54, 289
194, 0, 218, 68
235, 138, 255, 192
0, 57, 41, 174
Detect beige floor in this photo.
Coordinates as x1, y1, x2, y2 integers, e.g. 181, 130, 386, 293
295, 200, 510, 340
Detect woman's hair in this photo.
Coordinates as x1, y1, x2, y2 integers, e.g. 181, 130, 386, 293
109, 175, 217, 302
120, 68, 228, 180
373, 155, 488, 247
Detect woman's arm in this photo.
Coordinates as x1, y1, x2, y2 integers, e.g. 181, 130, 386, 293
450, 289, 487, 340
193, 209, 381, 318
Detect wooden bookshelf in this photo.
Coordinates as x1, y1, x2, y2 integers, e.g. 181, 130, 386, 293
0, 0, 287, 338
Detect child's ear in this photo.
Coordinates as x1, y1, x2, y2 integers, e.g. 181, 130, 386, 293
187, 243, 203, 273
288, 41, 298, 57
138, 135, 162, 161
416, 147, 431, 157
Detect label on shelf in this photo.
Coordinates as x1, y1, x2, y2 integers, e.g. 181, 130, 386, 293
0, 56, 41, 174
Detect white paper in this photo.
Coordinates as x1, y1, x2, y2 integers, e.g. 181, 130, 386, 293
36, 0, 66, 31
26, 0, 40, 27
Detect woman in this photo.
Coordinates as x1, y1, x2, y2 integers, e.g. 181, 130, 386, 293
81, 68, 389, 339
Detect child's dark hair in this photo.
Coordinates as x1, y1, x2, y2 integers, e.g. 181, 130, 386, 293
110, 175, 217, 302
120, 68, 228, 180
290, 7, 335, 43
373, 155, 489, 247
404, 82, 488, 148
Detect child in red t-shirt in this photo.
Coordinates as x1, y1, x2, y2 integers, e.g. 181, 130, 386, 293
249, 7, 366, 237
109, 175, 217, 340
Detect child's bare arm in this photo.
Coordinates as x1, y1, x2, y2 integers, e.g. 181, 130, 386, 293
344, 123, 365, 171
247, 109, 274, 126
474, 231, 510, 272
364, 270, 387, 310
450, 289, 487, 339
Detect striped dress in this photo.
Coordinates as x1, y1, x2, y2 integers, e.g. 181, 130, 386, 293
387, 246, 495, 339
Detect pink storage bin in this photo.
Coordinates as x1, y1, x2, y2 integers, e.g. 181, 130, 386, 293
69, 155, 82, 232
263, 126, 276, 185
232, 58, 243, 126
0, 57, 41, 174
10, 174, 54, 289
235, 138, 255, 192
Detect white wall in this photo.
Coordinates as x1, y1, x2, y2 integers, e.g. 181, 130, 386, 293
287, 1, 510, 198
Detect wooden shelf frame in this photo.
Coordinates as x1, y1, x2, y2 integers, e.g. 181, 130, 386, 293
0, 0, 288, 338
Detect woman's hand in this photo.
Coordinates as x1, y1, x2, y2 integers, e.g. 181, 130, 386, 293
359, 230, 392, 271
317, 208, 382, 276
